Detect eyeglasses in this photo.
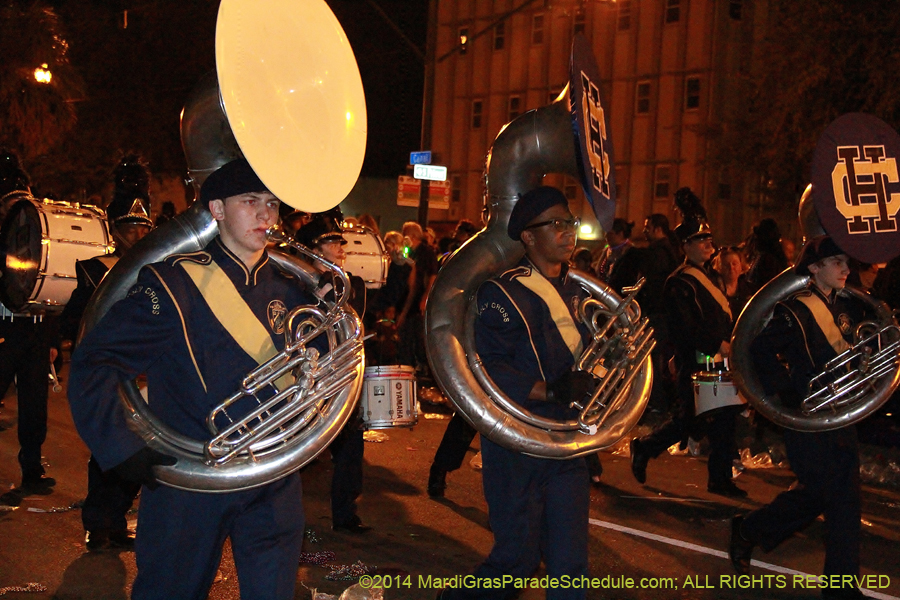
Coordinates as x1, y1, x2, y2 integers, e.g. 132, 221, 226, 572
524, 217, 580, 233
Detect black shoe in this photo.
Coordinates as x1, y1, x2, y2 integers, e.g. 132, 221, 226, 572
86, 529, 135, 552
333, 516, 373, 534
822, 586, 866, 599
630, 439, 648, 484
428, 465, 447, 497
729, 516, 754, 575
21, 475, 56, 495
708, 480, 748, 498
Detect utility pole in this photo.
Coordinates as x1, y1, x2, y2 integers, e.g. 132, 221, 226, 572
416, 0, 438, 228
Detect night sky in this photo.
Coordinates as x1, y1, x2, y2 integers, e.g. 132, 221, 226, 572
39, 0, 427, 197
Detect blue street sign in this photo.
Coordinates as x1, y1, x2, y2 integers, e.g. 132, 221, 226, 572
410, 151, 432, 165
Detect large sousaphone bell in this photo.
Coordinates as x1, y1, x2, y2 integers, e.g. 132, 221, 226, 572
425, 35, 654, 458
731, 113, 900, 432
80, 0, 368, 492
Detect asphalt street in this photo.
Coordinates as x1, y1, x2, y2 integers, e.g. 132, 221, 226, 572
1, 361, 899, 600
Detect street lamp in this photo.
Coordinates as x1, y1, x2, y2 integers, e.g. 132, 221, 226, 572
33, 63, 52, 84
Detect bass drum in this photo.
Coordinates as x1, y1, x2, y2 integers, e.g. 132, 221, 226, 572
0, 198, 111, 312
342, 225, 389, 289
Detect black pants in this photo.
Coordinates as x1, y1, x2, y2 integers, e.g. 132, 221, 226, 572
432, 413, 477, 472
330, 422, 364, 525
82, 455, 141, 532
638, 367, 739, 485
742, 427, 860, 576
0, 316, 51, 480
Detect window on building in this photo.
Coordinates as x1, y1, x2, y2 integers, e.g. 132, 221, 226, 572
654, 165, 671, 198
458, 27, 469, 55
573, 11, 586, 35
494, 22, 505, 51
508, 96, 522, 121
665, 0, 680, 24
636, 81, 651, 114
618, 0, 632, 31
452, 175, 461, 203
729, 0, 743, 20
532, 13, 544, 45
718, 183, 732, 200
685, 77, 701, 110
471, 99, 483, 129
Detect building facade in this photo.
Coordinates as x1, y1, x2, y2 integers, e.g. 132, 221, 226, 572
428, 0, 774, 244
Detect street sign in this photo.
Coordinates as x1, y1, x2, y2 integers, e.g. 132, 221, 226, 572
397, 175, 450, 209
413, 164, 447, 181
410, 151, 432, 165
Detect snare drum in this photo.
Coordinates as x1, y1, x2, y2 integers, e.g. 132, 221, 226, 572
359, 365, 418, 429
692, 370, 747, 416
343, 225, 389, 290
0, 197, 111, 312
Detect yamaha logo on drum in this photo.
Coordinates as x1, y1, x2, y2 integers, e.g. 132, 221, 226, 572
831, 145, 900, 234
395, 381, 405, 417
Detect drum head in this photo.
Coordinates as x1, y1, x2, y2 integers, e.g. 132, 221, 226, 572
0, 200, 42, 311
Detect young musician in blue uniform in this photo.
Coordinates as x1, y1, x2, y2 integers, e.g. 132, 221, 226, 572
68, 159, 318, 600
439, 186, 595, 600
730, 235, 868, 600
630, 187, 746, 498
0, 151, 57, 498
60, 155, 153, 551
295, 210, 371, 534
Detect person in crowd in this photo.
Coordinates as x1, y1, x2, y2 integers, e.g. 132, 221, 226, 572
424, 226, 437, 248
68, 159, 318, 599
438, 186, 595, 600
872, 254, 900, 310
711, 245, 753, 318
357, 213, 380, 237
154, 201, 176, 228
295, 209, 371, 534
745, 218, 789, 292
0, 151, 57, 498
631, 187, 746, 498
439, 219, 478, 265
595, 217, 634, 282
782, 237, 797, 267
847, 260, 879, 294
366, 231, 410, 366
59, 154, 154, 551
397, 222, 438, 379
730, 236, 868, 600
571, 247, 593, 273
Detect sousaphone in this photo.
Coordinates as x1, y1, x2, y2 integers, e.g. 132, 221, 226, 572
425, 35, 654, 458
80, 0, 368, 491
731, 113, 900, 432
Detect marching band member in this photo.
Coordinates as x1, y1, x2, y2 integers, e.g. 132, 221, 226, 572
730, 235, 867, 600
0, 151, 57, 497
295, 210, 371, 534
60, 154, 154, 551
439, 186, 595, 600
630, 187, 746, 498
69, 159, 318, 599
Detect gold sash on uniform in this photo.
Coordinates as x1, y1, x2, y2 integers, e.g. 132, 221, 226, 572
681, 265, 733, 321
515, 267, 583, 361
181, 260, 293, 389
797, 293, 851, 354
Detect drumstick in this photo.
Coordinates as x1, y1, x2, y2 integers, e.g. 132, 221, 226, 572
50, 364, 62, 393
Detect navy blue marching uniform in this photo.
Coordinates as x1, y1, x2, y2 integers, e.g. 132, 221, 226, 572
741, 283, 866, 578
69, 237, 317, 599
443, 256, 591, 600
635, 259, 741, 488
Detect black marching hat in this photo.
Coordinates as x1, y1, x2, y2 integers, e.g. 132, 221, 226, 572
296, 207, 346, 248
507, 186, 569, 241
199, 158, 269, 206
795, 235, 846, 275
673, 187, 712, 243
107, 154, 153, 228
0, 150, 31, 198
